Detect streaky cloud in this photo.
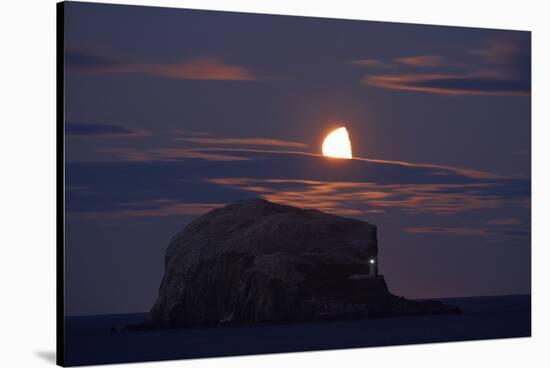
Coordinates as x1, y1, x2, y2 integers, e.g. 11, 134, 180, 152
65, 156, 529, 221
362, 36, 530, 96
364, 73, 530, 96
403, 224, 530, 238
403, 226, 492, 236
97, 148, 251, 162
205, 177, 511, 216
347, 58, 395, 68
66, 50, 257, 81
70, 200, 223, 220
190, 147, 500, 179
485, 218, 523, 225
395, 55, 444, 67
176, 137, 308, 148
96, 145, 500, 179
66, 123, 150, 137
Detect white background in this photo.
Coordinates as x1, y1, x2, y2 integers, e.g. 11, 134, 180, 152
0, 0, 548, 367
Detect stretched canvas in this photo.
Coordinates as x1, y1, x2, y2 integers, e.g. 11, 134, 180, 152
57, 1, 531, 366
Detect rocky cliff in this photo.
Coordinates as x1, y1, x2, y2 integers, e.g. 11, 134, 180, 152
148, 198, 460, 326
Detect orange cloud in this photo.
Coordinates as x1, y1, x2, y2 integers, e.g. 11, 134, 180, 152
98, 148, 251, 162
351, 155, 499, 179
171, 130, 211, 137
395, 55, 444, 67
403, 220, 530, 238
136, 59, 256, 81
363, 38, 530, 96
206, 177, 507, 216
403, 227, 490, 236
96, 145, 499, 181
364, 73, 530, 96
67, 51, 257, 81
485, 218, 523, 225
176, 137, 308, 148
469, 39, 528, 66
177, 147, 498, 179
71, 200, 223, 220
347, 59, 394, 68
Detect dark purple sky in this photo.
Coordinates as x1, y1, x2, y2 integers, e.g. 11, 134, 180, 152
63, 1, 531, 315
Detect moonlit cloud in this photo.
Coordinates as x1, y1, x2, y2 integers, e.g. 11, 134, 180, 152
485, 218, 523, 225
140, 59, 256, 81
68, 145, 528, 222
347, 58, 394, 68
171, 130, 211, 137
65, 50, 126, 69
179, 147, 499, 179
403, 223, 530, 238
362, 38, 530, 96
206, 177, 513, 216
469, 39, 530, 69
65, 151, 529, 229
95, 145, 499, 179
352, 155, 499, 179
349, 55, 446, 69
395, 55, 444, 67
175, 137, 308, 148
65, 123, 151, 137
98, 148, 251, 162
66, 50, 257, 81
403, 227, 491, 236
403, 214, 529, 238
364, 73, 530, 96
71, 200, 223, 220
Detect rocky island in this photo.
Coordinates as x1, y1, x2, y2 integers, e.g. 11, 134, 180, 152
148, 198, 460, 327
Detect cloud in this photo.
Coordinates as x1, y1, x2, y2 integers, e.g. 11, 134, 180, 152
403, 223, 530, 238
349, 55, 447, 69
347, 59, 394, 68
71, 200, 223, 220
469, 39, 531, 72
95, 145, 500, 180
364, 73, 530, 96
140, 59, 256, 81
362, 37, 530, 96
94, 134, 309, 162
65, 152, 529, 222
175, 137, 308, 148
403, 212, 529, 238
206, 177, 518, 216
65, 50, 127, 69
485, 218, 523, 225
171, 130, 211, 137
66, 50, 257, 81
351, 154, 499, 179
65, 123, 150, 137
403, 226, 491, 236
395, 55, 444, 67
206, 148, 500, 179
98, 148, 251, 162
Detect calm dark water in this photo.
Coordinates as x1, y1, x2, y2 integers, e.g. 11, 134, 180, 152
64, 295, 531, 366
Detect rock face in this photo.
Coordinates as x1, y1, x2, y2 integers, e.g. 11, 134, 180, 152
149, 198, 460, 326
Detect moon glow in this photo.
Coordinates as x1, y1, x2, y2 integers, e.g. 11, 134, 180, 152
322, 127, 353, 159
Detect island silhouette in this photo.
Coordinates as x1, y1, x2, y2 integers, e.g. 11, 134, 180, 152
146, 198, 460, 327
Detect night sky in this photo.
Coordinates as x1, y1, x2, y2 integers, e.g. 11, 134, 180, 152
63, 1, 531, 316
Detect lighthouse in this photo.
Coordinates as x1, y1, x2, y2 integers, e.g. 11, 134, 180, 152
368, 257, 378, 278
368, 227, 379, 278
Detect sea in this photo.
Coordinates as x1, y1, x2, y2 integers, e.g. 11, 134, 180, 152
64, 294, 531, 366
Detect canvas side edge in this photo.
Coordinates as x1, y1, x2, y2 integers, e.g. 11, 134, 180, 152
56, 2, 66, 366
